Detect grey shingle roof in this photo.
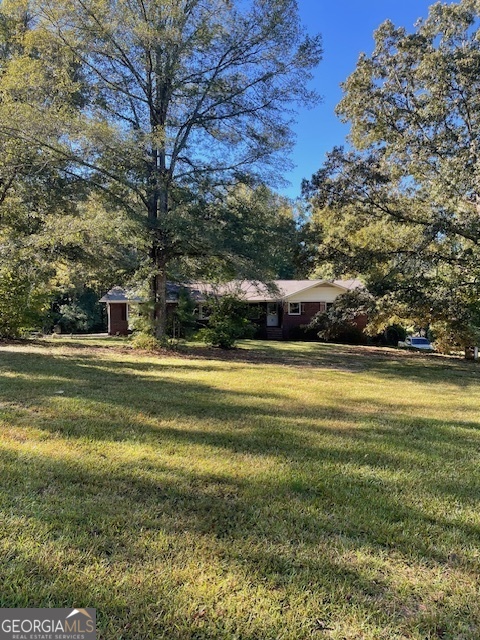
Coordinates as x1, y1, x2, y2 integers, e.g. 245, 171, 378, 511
181, 279, 363, 302
101, 280, 364, 304
99, 287, 142, 303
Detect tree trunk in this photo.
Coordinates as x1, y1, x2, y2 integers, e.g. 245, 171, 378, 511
148, 45, 170, 338
153, 247, 167, 339
149, 181, 169, 339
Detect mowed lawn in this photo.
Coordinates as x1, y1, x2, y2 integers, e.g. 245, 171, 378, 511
0, 339, 479, 640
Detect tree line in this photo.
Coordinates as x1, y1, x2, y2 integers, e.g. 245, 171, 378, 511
1, 0, 479, 351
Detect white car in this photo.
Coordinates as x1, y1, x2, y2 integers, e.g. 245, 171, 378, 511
398, 336, 434, 350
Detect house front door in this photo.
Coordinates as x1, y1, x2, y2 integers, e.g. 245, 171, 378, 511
266, 302, 279, 327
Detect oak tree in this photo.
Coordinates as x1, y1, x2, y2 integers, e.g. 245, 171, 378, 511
303, 0, 480, 348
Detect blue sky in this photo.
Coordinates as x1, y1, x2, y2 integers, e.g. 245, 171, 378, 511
282, 0, 456, 199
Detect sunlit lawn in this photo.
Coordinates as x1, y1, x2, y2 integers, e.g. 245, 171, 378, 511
0, 338, 479, 639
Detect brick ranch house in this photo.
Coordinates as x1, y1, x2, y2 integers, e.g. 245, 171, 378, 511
101, 279, 365, 339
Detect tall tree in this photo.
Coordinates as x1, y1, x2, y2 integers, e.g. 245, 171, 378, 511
303, 0, 480, 348
0, 2, 78, 336
0, 3, 141, 336
3, 0, 322, 337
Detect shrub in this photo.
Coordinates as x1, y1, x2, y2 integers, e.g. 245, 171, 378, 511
308, 290, 373, 344
383, 324, 407, 346
196, 295, 255, 349
131, 332, 164, 352
287, 324, 322, 341
430, 320, 479, 355
128, 299, 154, 336
369, 324, 408, 347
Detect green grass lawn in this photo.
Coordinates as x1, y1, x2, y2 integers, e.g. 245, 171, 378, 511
0, 338, 479, 639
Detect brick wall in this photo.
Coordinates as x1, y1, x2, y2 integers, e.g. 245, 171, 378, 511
109, 303, 128, 335
281, 302, 325, 338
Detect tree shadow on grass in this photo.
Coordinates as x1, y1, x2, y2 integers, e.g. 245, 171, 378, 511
1, 348, 480, 484
188, 340, 480, 385
12, 337, 480, 386
1, 350, 480, 470
1, 346, 480, 638
0, 441, 479, 639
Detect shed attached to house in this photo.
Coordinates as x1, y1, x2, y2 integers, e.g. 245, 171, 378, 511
99, 287, 142, 336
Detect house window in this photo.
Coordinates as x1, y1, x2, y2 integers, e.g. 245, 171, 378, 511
288, 302, 301, 315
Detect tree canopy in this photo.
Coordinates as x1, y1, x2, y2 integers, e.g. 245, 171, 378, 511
0, 0, 322, 337
303, 0, 480, 348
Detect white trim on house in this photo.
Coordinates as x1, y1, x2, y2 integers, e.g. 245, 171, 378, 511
288, 302, 301, 315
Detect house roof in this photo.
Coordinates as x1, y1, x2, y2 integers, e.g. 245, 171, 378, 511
101, 279, 364, 305
180, 279, 363, 302
99, 286, 142, 303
